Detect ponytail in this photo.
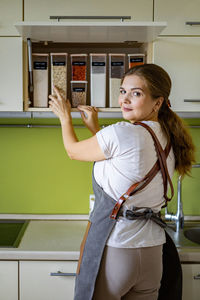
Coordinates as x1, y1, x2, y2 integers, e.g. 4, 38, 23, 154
158, 101, 195, 176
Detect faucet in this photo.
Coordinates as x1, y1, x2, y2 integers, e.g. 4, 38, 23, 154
165, 164, 200, 232
165, 175, 184, 232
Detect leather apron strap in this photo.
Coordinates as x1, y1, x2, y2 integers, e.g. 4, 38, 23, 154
110, 122, 174, 219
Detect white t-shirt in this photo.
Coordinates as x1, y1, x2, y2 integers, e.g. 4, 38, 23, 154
94, 121, 175, 248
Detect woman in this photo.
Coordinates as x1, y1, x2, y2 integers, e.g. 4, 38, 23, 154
49, 64, 195, 300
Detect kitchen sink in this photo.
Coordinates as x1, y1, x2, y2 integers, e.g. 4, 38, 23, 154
184, 228, 200, 245
0, 220, 29, 248
166, 221, 200, 248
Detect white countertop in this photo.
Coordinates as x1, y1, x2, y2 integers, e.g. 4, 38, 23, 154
0, 219, 200, 262
0, 220, 88, 260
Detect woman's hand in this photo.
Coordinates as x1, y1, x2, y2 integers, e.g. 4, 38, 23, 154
78, 105, 100, 135
49, 86, 72, 124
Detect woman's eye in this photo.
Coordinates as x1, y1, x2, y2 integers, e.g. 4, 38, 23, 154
133, 91, 141, 97
120, 90, 126, 94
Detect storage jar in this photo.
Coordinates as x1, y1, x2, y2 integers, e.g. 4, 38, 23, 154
109, 54, 125, 107
90, 53, 106, 107
71, 81, 87, 107
32, 53, 49, 107
50, 53, 67, 99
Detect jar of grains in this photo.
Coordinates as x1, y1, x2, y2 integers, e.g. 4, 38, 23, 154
109, 54, 125, 107
90, 53, 106, 107
128, 54, 145, 69
71, 54, 87, 81
50, 53, 68, 99
32, 53, 49, 107
71, 81, 87, 107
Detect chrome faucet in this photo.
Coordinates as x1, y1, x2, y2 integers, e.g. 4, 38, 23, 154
165, 164, 200, 232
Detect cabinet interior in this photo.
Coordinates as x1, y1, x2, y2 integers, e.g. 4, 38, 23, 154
23, 41, 151, 112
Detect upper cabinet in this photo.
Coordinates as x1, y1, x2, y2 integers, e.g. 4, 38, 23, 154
153, 37, 200, 112
24, 0, 153, 22
0, 37, 23, 111
154, 0, 200, 35
0, 0, 22, 35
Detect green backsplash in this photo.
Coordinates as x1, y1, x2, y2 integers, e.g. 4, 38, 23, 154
0, 118, 199, 215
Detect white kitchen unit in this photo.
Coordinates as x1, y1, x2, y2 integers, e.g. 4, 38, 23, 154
15, 21, 165, 112
20, 261, 77, 300
0, 261, 18, 300
0, 37, 23, 111
182, 264, 200, 300
0, 0, 22, 35
154, 0, 200, 35
24, 0, 153, 22
153, 37, 200, 112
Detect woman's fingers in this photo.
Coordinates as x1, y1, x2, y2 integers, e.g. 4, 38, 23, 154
53, 86, 63, 101
78, 105, 98, 113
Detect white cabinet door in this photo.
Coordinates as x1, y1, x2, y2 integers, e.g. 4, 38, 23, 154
154, 0, 200, 35
0, 0, 22, 35
153, 37, 200, 112
0, 37, 23, 111
24, 0, 153, 21
0, 261, 18, 300
20, 261, 77, 300
182, 264, 200, 300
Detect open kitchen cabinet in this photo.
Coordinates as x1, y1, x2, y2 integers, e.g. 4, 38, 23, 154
15, 21, 166, 114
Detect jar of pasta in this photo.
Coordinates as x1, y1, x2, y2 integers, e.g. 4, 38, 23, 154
50, 53, 67, 99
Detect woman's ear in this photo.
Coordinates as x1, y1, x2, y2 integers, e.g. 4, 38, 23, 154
154, 97, 164, 111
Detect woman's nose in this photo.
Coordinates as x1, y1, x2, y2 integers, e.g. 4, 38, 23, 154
122, 95, 131, 103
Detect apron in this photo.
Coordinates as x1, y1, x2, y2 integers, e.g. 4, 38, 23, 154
74, 122, 181, 300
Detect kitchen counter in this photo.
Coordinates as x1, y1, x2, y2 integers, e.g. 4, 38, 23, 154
0, 220, 200, 262
0, 220, 88, 260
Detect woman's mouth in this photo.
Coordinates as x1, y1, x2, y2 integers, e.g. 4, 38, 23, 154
122, 107, 133, 112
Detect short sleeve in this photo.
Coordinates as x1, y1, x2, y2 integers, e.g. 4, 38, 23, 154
96, 124, 120, 159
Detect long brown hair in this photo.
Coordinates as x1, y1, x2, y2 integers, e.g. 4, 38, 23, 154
122, 64, 195, 176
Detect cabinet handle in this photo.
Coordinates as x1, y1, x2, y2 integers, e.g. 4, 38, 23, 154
184, 99, 200, 102
49, 16, 131, 22
185, 22, 200, 26
192, 164, 200, 168
50, 271, 76, 277
194, 273, 200, 280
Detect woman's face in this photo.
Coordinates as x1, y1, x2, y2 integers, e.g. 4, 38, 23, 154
118, 74, 162, 123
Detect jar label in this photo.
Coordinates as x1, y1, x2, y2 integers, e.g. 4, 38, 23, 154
111, 62, 124, 67
72, 62, 86, 66
92, 62, 105, 67
130, 58, 144, 63
73, 88, 85, 92
53, 61, 66, 66
33, 61, 47, 70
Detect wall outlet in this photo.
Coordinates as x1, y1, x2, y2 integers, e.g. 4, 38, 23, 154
89, 194, 95, 214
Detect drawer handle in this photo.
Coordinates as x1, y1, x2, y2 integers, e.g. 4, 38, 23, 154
194, 273, 200, 280
50, 271, 76, 277
185, 21, 200, 26
184, 99, 200, 103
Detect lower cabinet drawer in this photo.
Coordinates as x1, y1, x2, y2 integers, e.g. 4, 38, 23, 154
20, 261, 77, 300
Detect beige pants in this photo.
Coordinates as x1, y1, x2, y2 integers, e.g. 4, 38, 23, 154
93, 245, 163, 300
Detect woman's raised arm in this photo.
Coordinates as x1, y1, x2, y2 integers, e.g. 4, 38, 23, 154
49, 86, 106, 162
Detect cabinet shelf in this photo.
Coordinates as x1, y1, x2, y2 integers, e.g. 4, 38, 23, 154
26, 107, 122, 112
15, 21, 167, 43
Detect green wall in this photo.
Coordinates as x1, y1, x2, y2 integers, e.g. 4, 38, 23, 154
0, 117, 199, 215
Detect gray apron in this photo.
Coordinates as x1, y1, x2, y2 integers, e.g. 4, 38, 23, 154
74, 170, 117, 300
74, 122, 176, 300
